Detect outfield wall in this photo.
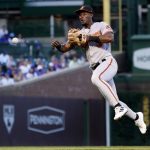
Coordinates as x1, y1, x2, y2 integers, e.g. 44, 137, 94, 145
0, 63, 106, 146
1, 52, 148, 146
0, 96, 106, 146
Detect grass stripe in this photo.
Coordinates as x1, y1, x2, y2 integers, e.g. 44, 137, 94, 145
0, 146, 150, 150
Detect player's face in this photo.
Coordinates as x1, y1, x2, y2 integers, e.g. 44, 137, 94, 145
79, 12, 93, 27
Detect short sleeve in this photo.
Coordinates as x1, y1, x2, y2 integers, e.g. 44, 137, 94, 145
100, 22, 113, 35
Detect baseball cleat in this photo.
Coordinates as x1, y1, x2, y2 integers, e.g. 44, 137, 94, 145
135, 112, 147, 134
114, 106, 128, 120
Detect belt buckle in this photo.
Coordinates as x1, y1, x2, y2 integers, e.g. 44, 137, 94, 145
90, 59, 106, 70
90, 62, 100, 70
91, 63, 96, 68
102, 58, 106, 62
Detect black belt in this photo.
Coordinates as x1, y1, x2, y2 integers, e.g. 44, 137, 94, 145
90, 59, 106, 70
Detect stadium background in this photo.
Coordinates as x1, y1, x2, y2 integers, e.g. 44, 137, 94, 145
0, 0, 150, 148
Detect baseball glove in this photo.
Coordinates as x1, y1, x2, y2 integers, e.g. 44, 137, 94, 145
67, 28, 87, 46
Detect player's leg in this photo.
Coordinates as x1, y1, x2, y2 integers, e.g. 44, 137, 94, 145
108, 79, 136, 119
108, 78, 147, 134
91, 56, 127, 120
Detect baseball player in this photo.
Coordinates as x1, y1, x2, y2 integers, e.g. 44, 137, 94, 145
51, 5, 147, 134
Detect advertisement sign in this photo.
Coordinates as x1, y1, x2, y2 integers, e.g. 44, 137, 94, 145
3, 105, 15, 134
27, 106, 65, 134
0, 97, 105, 146
133, 47, 150, 70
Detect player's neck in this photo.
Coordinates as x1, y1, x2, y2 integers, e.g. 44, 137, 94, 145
83, 21, 93, 29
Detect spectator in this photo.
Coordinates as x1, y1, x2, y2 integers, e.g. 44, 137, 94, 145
0, 25, 8, 39
60, 55, 67, 68
34, 40, 42, 58
68, 55, 80, 68
49, 55, 62, 71
0, 51, 10, 65
19, 59, 31, 75
26, 68, 37, 79
0, 73, 14, 86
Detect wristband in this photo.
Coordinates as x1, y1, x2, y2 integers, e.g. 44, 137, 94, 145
88, 35, 101, 43
56, 44, 64, 53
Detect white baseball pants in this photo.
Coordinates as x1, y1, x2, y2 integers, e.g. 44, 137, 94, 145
91, 56, 136, 120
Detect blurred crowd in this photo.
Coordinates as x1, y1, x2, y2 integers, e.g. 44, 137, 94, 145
0, 50, 86, 87
0, 25, 86, 86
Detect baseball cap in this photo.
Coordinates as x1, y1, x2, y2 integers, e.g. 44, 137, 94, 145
75, 5, 93, 14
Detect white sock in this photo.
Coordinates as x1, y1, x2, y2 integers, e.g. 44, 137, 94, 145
119, 101, 136, 120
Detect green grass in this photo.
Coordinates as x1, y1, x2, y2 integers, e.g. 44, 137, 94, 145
0, 146, 150, 150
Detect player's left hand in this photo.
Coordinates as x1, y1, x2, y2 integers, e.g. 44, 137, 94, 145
67, 28, 87, 46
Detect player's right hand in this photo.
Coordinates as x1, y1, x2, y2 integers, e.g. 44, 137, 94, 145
51, 40, 61, 50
